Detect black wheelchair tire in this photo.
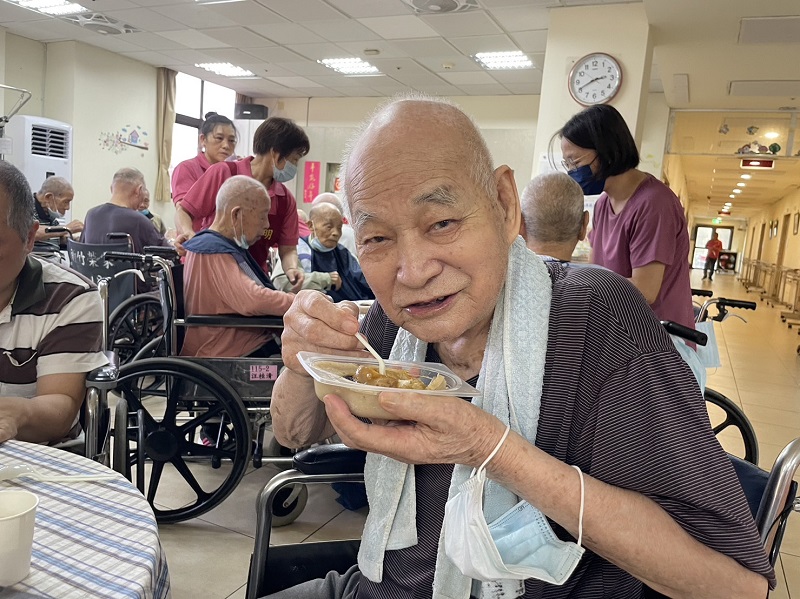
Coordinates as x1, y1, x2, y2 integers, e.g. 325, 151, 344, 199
115, 357, 251, 524
271, 485, 309, 528
704, 387, 759, 465
108, 295, 164, 366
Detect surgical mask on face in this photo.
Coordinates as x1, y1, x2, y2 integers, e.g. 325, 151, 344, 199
233, 211, 250, 250
309, 235, 335, 253
273, 160, 297, 183
443, 426, 586, 587
568, 164, 606, 196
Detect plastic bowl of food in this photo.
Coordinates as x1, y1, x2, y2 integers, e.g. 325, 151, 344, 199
297, 351, 480, 420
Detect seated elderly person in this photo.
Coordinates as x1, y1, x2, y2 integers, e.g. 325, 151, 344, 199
520, 172, 589, 263
272, 203, 373, 302
181, 176, 294, 358
0, 161, 106, 445
33, 176, 83, 254
269, 98, 773, 598
81, 168, 170, 252
311, 192, 358, 258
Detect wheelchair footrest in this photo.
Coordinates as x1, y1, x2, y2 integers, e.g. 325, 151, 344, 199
292, 444, 366, 475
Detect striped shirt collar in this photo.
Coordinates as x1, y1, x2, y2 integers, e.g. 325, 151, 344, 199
11, 256, 46, 317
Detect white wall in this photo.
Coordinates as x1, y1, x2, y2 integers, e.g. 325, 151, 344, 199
4, 33, 46, 117
639, 93, 669, 178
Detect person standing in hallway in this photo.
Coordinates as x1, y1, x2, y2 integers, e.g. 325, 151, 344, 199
703, 232, 723, 281
171, 112, 238, 206
559, 105, 695, 330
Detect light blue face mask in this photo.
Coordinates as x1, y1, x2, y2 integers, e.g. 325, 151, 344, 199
443, 428, 586, 586
309, 235, 335, 253
273, 160, 297, 183
233, 211, 250, 250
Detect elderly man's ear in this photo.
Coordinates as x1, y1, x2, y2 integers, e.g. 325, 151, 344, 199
493, 165, 522, 244
579, 211, 590, 241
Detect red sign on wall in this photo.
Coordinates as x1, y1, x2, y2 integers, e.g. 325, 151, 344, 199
303, 161, 320, 203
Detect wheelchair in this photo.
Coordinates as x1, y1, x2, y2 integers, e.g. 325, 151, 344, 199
84, 250, 308, 525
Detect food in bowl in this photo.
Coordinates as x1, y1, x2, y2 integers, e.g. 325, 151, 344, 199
297, 351, 479, 420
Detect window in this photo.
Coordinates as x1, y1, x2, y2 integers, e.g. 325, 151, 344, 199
170, 73, 236, 171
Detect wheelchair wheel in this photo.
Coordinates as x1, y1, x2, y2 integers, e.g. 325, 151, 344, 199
705, 388, 759, 465
114, 357, 251, 524
108, 295, 163, 365
271, 484, 309, 528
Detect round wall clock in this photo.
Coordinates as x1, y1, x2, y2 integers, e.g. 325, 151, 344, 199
568, 53, 622, 106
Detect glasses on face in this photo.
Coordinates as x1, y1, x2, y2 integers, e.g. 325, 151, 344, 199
560, 153, 594, 173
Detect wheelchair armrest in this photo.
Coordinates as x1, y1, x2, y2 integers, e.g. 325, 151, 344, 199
292, 444, 366, 475
86, 351, 119, 385
183, 314, 284, 329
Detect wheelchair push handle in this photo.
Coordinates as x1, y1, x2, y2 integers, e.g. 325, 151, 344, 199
45, 226, 70, 234
691, 288, 714, 298
661, 321, 708, 347
102, 251, 152, 264
719, 298, 756, 311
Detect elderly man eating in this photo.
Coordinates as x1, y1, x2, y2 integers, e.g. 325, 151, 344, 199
269, 98, 772, 599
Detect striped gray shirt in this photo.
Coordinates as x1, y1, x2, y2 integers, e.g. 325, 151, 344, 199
356, 262, 774, 599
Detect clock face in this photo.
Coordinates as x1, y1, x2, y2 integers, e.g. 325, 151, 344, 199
568, 53, 622, 106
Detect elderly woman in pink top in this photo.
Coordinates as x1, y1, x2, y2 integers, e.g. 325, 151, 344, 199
558, 105, 694, 332
170, 112, 237, 205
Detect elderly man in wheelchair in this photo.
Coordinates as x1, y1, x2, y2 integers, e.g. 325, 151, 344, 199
259, 98, 777, 599
0, 161, 107, 447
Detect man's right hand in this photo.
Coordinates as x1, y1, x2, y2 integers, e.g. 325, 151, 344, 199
280, 290, 362, 375
329, 271, 342, 290
65, 219, 84, 234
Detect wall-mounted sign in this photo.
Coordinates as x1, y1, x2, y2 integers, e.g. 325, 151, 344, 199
303, 161, 321, 204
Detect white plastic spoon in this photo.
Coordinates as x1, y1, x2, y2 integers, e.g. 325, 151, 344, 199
355, 332, 386, 375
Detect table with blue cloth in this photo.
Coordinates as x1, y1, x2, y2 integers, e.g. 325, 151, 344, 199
0, 440, 171, 599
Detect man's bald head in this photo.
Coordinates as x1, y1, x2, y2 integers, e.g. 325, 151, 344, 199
342, 96, 495, 213
216, 175, 269, 213
37, 176, 73, 198
308, 201, 341, 222
520, 172, 588, 261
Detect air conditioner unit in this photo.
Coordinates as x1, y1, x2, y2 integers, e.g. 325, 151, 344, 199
3, 115, 73, 190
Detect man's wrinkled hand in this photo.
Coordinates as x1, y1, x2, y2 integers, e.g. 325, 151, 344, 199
286, 268, 306, 293
65, 219, 84, 234
280, 291, 363, 375
329, 271, 342, 290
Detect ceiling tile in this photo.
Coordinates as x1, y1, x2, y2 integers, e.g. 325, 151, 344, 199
324, 0, 411, 18
266, 76, 323, 88
421, 83, 465, 96
308, 74, 378, 87
124, 31, 187, 50
83, 34, 145, 54
160, 29, 229, 49
502, 82, 541, 94
488, 6, 549, 32
390, 37, 459, 57
358, 15, 439, 39
448, 33, 518, 55
439, 70, 496, 85
257, 0, 347, 22
368, 80, 413, 94
126, 0, 192, 6
248, 23, 325, 45
120, 50, 171, 65
488, 67, 540, 84
0, 3, 54, 23
478, 0, 545, 6
389, 70, 448, 87
3, 19, 80, 41
529, 51, 545, 69
275, 60, 338, 76
331, 86, 383, 97
455, 82, 512, 95
285, 42, 352, 61
510, 30, 548, 53
369, 57, 432, 77
335, 40, 408, 59
158, 48, 217, 64
301, 87, 345, 97
200, 27, 273, 48
247, 64, 300, 77
241, 46, 306, 62
103, 8, 186, 32
201, 48, 260, 63
420, 11, 502, 37
205, 2, 288, 26
300, 18, 381, 42
152, 4, 236, 29
417, 54, 483, 72
83, 0, 139, 10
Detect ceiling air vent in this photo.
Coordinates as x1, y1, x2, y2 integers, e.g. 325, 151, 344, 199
400, 0, 479, 14
31, 126, 69, 159
62, 13, 140, 35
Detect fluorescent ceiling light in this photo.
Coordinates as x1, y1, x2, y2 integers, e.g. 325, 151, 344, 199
39, 2, 86, 14
740, 174, 752, 179
472, 51, 532, 70
732, 188, 742, 194
20, 0, 66, 8
194, 0, 245, 4
318, 58, 379, 76
195, 62, 255, 78
764, 131, 780, 139
737, 182, 746, 187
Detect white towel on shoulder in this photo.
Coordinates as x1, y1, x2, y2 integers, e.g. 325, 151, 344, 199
357, 237, 553, 599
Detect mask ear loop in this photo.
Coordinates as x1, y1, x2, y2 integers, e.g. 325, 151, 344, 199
570, 465, 585, 548
475, 424, 511, 477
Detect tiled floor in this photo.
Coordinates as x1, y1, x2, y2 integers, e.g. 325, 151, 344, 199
156, 270, 800, 598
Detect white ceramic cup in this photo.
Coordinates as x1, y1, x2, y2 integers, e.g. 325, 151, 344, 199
0, 490, 39, 586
